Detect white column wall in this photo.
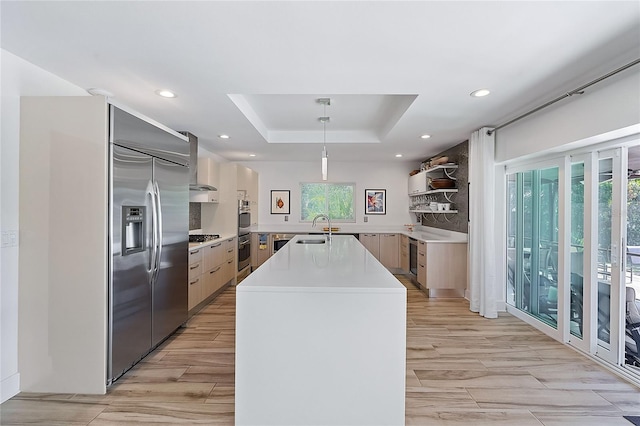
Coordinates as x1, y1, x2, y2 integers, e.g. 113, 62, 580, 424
0, 49, 88, 402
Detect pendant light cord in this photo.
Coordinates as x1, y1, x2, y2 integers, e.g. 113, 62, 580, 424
323, 102, 327, 152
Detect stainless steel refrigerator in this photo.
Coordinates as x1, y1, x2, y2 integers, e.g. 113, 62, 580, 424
108, 105, 189, 384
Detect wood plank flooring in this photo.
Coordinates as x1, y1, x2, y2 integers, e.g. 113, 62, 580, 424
2, 275, 640, 425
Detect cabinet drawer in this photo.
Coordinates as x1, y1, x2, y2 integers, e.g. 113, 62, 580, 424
188, 276, 202, 311
189, 248, 203, 263
204, 265, 223, 297
223, 257, 235, 284
204, 241, 224, 271
418, 240, 426, 255
188, 261, 202, 280
417, 262, 426, 286
225, 241, 235, 261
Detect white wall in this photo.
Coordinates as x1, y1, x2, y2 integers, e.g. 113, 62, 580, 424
241, 160, 415, 226
0, 49, 88, 402
495, 69, 640, 163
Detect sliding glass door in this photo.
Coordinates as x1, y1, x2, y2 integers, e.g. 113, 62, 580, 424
506, 146, 636, 371
625, 146, 640, 373
569, 158, 587, 346
594, 149, 624, 364
506, 165, 560, 331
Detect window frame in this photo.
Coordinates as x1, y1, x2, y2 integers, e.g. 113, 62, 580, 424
299, 181, 356, 223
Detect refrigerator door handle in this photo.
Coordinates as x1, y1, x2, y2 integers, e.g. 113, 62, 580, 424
149, 181, 158, 281
153, 180, 163, 284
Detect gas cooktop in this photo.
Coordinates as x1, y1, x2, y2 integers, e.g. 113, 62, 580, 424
189, 234, 220, 243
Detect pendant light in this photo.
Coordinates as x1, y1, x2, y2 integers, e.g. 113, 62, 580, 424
317, 98, 330, 181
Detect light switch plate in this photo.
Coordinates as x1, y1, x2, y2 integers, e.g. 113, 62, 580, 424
364, 217, 368, 223
1, 230, 19, 248
284, 216, 289, 222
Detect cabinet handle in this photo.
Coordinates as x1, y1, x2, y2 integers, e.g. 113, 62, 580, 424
227, 259, 233, 264
190, 250, 200, 255
227, 248, 234, 253
227, 238, 234, 242
212, 243, 222, 247
419, 264, 425, 268
190, 263, 200, 270
210, 266, 221, 273
189, 278, 199, 285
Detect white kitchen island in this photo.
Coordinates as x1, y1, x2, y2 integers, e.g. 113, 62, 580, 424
235, 234, 407, 426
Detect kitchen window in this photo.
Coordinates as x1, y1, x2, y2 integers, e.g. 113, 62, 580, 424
300, 182, 355, 222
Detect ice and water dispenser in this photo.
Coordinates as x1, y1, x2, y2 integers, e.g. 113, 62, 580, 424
122, 206, 146, 255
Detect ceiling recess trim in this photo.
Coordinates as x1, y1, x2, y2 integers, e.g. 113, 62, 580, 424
228, 94, 418, 144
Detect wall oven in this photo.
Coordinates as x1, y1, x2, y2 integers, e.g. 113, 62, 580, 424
272, 234, 294, 255
238, 233, 251, 271
238, 211, 251, 234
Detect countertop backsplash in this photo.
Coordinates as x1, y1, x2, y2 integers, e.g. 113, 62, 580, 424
189, 202, 202, 231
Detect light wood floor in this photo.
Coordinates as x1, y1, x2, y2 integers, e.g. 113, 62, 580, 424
2, 275, 640, 425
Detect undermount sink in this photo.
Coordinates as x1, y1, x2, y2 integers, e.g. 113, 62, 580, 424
296, 239, 326, 244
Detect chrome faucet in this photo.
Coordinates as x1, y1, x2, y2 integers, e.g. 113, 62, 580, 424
312, 214, 332, 243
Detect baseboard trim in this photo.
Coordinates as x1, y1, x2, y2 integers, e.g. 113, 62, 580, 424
1, 372, 20, 403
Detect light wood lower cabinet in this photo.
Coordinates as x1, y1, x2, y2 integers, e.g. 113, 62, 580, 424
416, 240, 468, 297
400, 234, 409, 273
205, 265, 223, 296
223, 237, 236, 284
359, 234, 380, 259
360, 233, 399, 270
417, 241, 427, 287
188, 248, 204, 311
188, 236, 237, 313
379, 233, 400, 269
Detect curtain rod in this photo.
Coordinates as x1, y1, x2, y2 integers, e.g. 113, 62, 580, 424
487, 58, 640, 136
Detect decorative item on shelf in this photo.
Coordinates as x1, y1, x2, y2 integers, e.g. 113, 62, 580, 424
409, 169, 420, 176
429, 156, 449, 166
365, 189, 386, 215
429, 178, 456, 189
404, 224, 414, 232
270, 190, 290, 214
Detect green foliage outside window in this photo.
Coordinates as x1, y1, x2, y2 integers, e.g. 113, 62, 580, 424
300, 182, 355, 222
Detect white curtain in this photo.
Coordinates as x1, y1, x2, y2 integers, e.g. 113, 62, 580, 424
468, 127, 498, 318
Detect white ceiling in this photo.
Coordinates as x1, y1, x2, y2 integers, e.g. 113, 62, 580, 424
2, 1, 639, 163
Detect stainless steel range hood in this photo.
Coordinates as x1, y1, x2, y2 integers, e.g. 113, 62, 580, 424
183, 132, 218, 202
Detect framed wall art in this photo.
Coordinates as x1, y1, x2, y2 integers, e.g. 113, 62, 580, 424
270, 190, 290, 214
365, 189, 386, 215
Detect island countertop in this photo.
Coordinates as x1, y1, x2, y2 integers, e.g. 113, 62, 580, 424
235, 234, 406, 425
236, 234, 406, 293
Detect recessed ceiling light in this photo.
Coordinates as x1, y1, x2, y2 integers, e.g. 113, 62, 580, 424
155, 89, 176, 98
219, 134, 230, 139
395, 154, 403, 158
420, 134, 431, 139
470, 89, 490, 98
86, 88, 114, 97
249, 154, 256, 157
